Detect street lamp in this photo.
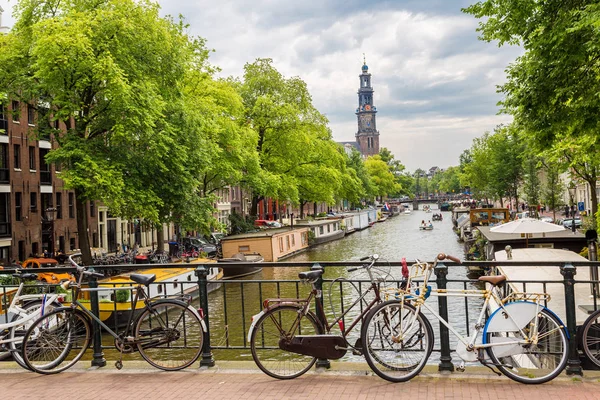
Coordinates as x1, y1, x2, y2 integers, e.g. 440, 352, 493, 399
568, 182, 576, 233
45, 207, 57, 256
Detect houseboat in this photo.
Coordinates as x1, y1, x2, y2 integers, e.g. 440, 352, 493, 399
293, 218, 346, 246
340, 209, 370, 231
85, 259, 221, 329
339, 213, 356, 234
220, 227, 309, 262
367, 208, 378, 226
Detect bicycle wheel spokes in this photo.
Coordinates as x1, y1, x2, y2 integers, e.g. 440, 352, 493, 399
487, 309, 568, 384
250, 306, 320, 379
362, 301, 433, 382
135, 301, 203, 371
582, 310, 600, 368
22, 309, 91, 374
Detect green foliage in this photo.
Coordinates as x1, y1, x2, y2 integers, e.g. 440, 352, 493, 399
115, 289, 130, 303
228, 212, 255, 235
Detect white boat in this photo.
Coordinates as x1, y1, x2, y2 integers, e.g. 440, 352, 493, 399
293, 218, 346, 246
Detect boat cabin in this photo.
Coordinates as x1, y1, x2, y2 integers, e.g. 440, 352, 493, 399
469, 208, 510, 227
220, 227, 309, 262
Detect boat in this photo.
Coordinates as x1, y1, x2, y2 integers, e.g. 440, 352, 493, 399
423, 205, 432, 213
432, 213, 443, 221
293, 218, 346, 246
367, 208, 377, 226
220, 227, 309, 262
79, 259, 222, 329
218, 252, 264, 279
419, 225, 434, 231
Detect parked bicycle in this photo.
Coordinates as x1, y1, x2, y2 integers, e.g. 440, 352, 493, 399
578, 307, 600, 368
247, 254, 392, 379
361, 253, 569, 384
20, 254, 206, 374
0, 271, 63, 369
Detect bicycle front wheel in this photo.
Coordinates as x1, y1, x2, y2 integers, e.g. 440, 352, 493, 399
361, 300, 433, 382
486, 307, 568, 384
581, 308, 600, 368
250, 305, 322, 379
135, 300, 204, 370
22, 308, 91, 374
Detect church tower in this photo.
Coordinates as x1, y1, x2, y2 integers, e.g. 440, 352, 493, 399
355, 58, 380, 157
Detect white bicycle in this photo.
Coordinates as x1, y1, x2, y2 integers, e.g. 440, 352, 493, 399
0, 271, 64, 369
361, 253, 569, 384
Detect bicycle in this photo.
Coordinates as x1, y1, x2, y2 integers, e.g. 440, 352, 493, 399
361, 253, 569, 384
20, 254, 206, 374
0, 270, 63, 369
247, 254, 393, 379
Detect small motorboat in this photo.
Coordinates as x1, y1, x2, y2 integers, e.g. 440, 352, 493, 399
419, 223, 434, 230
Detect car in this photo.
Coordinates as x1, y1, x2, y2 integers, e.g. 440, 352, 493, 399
21, 257, 76, 284
562, 218, 582, 229
182, 237, 217, 257
254, 219, 283, 228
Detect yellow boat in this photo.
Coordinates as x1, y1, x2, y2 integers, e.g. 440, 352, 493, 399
77, 258, 222, 329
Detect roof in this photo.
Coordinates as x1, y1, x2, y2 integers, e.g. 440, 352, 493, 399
221, 227, 306, 241
477, 226, 584, 242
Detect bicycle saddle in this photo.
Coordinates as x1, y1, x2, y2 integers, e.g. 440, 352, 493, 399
298, 270, 324, 280
130, 274, 157, 286
478, 275, 506, 286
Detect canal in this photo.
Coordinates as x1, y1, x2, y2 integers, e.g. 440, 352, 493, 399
205, 206, 484, 363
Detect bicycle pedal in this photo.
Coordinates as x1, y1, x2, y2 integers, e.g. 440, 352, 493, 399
115, 360, 123, 370
456, 362, 465, 372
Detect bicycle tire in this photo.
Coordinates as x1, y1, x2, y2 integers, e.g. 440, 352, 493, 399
22, 308, 92, 374
361, 300, 433, 382
581, 308, 600, 368
485, 307, 568, 384
250, 305, 323, 379
135, 300, 204, 371
8, 299, 61, 370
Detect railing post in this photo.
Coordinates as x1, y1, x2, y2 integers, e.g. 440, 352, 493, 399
88, 277, 106, 367
195, 265, 215, 367
434, 261, 454, 372
560, 263, 583, 376
311, 262, 330, 369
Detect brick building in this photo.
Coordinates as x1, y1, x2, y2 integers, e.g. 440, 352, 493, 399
0, 101, 99, 266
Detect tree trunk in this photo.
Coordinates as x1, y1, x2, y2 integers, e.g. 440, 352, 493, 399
156, 225, 164, 252
75, 190, 92, 266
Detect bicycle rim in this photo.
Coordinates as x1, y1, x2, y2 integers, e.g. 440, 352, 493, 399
250, 305, 321, 379
486, 308, 568, 384
362, 300, 433, 382
9, 300, 61, 370
135, 301, 203, 370
581, 309, 600, 368
22, 308, 91, 374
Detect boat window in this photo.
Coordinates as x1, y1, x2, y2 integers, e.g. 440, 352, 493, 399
319, 226, 324, 235
239, 245, 250, 252
291, 235, 295, 246
327, 225, 331, 233
187, 274, 192, 281
173, 280, 178, 289
279, 238, 284, 252
158, 285, 163, 294
286, 236, 290, 250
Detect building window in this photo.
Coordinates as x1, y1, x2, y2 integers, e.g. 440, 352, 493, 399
32, 242, 39, 257
39, 148, 51, 184
68, 193, 74, 218
11, 101, 19, 123
56, 192, 62, 219
15, 192, 22, 221
69, 237, 76, 251
30, 192, 37, 212
0, 144, 7, 183
0, 193, 9, 236
13, 144, 20, 169
18, 241, 25, 262
27, 104, 35, 125
90, 201, 95, 218
29, 146, 36, 170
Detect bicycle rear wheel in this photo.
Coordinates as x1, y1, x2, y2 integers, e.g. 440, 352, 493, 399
22, 308, 91, 374
8, 299, 61, 370
250, 305, 322, 379
361, 300, 433, 382
485, 307, 568, 384
135, 300, 204, 370
580, 308, 600, 368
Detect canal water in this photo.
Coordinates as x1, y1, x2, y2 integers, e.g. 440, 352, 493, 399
207, 206, 485, 363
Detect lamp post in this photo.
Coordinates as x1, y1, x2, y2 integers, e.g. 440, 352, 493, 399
568, 183, 576, 233
45, 207, 57, 256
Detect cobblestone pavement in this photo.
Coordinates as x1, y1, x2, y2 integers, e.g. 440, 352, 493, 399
2, 361, 600, 400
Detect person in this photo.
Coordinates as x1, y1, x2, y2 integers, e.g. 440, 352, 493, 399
427, 220, 433, 228
420, 220, 426, 228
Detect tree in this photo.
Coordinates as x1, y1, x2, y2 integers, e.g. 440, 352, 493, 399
0, 0, 211, 263
239, 58, 341, 216
365, 155, 400, 201
463, 0, 600, 227
541, 160, 565, 222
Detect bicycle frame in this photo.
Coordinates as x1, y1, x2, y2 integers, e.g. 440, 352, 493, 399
0, 282, 62, 344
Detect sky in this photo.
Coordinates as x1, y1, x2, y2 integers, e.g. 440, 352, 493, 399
0, 0, 522, 173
